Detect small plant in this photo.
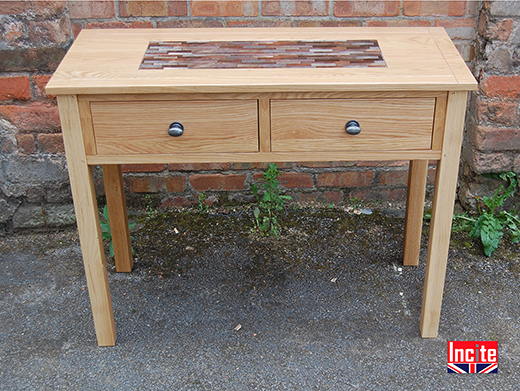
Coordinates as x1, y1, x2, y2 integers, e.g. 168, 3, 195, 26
251, 163, 292, 237
197, 192, 209, 214
425, 172, 520, 256
100, 205, 136, 258
348, 196, 363, 209
469, 172, 520, 256
144, 194, 155, 219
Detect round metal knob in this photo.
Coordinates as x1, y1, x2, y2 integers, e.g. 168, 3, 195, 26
168, 122, 184, 137
345, 120, 361, 135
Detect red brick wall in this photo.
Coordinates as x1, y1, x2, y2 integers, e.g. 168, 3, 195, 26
1, 1, 486, 229
460, 0, 520, 209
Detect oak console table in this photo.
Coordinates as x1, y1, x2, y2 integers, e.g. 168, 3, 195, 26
47, 28, 477, 346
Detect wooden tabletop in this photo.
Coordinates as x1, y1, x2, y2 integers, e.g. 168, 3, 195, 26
46, 27, 477, 95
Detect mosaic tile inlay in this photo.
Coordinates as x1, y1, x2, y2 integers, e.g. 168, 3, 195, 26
139, 40, 386, 69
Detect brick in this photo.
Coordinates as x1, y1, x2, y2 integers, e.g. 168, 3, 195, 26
129, 177, 166, 193
86, 21, 154, 29
474, 126, 520, 152
157, 20, 225, 28
291, 191, 343, 204
119, 0, 168, 16
279, 173, 313, 188
192, 0, 258, 16
487, 48, 512, 71
469, 150, 514, 174
2, 21, 24, 43
16, 134, 36, 155
467, 0, 480, 17
0, 131, 16, 153
122, 164, 166, 173
190, 174, 246, 191
33, 75, 55, 100
357, 160, 408, 167
0, 1, 66, 16
478, 100, 517, 125
514, 155, 520, 174
477, 10, 488, 36
0, 102, 60, 132
72, 22, 83, 38
457, 42, 475, 62
402, 1, 465, 16
161, 196, 197, 208
68, 0, 115, 18
263, 1, 329, 16
317, 171, 374, 187
297, 161, 356, 168
28, 18, 71, 45
485, 19, 514, 41
232, 162, 293, 170
513, 44, 520, 67
334, 0, 398, 17
351, 188, 406, 202
167, 0, 188, 16
37, 133, 65, 153
166, 176, 186, 192
448, 0, 467, 16
0, 76, 31, 101
490, 0, 520, 16
228, 20, 294, 27
366, 20, 431, 27
168, 163, 230, 171
481, 75, 520, 98
378, 170, 408, 186
427, 167, 437, 186
0, 47, 68, 72
434, 18, 476, 39
296, 20, 363, 27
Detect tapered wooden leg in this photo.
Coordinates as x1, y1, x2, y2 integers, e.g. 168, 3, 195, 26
403, 160, 429, 266
102, 164, 133, 272
420, 91, 468, 338
58, 95, 116, 346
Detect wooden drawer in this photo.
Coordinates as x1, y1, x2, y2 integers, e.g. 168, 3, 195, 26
90, 100, 259, 155
270, 98, 436, 152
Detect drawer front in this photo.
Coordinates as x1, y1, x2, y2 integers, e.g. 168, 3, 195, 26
90, 100, 259, 155
270, 98, 435, 152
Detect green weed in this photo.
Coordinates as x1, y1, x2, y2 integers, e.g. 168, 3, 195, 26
100, 204, 136, 258
470, 172, 520, 256
251, 163, 292, 237
144, 194, 155, 219
197, 192, 209, 214
424, 171, 519, 256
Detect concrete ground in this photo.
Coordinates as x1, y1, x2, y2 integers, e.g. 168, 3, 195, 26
0, 206, 519, 390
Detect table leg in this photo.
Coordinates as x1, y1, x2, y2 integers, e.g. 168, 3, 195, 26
403, 160, 428, 266
102, 165, 133, 272
420, 91, 468, 338
58, 95, 116, 346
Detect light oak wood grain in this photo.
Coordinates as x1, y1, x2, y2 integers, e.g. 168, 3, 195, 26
46, 28, 477, 96
102, 164, 133, 272
420, 91, 468, 338
271, 98, 435, 152
78, 99, 97, 155
258, 99, 271, 152
86, 151, 441, 165
57, 95, 116, 346
431, 94, 448, 151
79, 91, 446, 102
90, 100, 259, 155
403, 160, 429, 266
